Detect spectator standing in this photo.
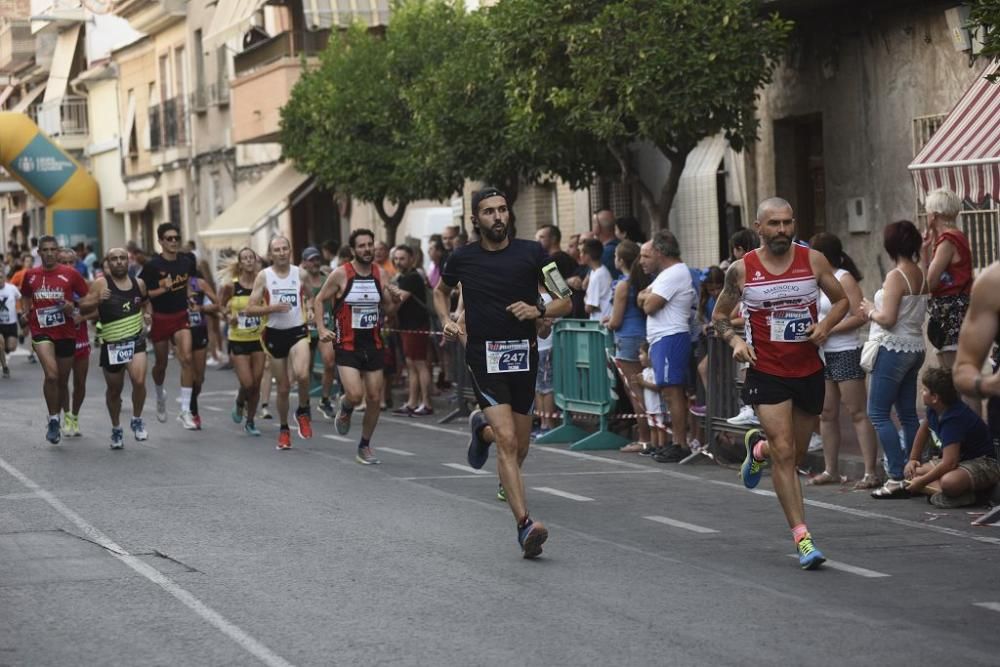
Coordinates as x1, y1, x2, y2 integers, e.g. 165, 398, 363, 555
720, 228, 760, 271
614, 216, 646, 244
83, 244, 98, 278
861, 221, 929, 499
638, 231, 697, 462
427, 238, 445, 288
902, 368, 1000, 507
535, 224, 561, 256
374, 241, 396, 278
391, 245, 434, 416
604, 240, 650, 451
923, 188, 973, 370
321, 239, 339, 269
583, 238, 613, 322
594, 209, 620, 278
809, 232, 880, 489
442, 225, 460, 251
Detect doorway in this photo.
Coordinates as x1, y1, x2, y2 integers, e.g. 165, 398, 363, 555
773, 113, 826, 242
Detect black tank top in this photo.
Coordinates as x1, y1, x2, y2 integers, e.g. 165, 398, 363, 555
98, 276, 145, 343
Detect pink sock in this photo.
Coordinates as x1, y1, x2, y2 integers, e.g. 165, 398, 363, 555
792, 524, 809, 543
753, 441, 767, 461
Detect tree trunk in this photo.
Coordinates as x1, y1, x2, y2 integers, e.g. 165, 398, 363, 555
608, 142, 662, 231
373, 198, 408, 246
656, 151, 688, 232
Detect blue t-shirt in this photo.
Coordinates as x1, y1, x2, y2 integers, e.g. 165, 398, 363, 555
926, 402, 994, 461
601, 238, 621, 280
612, 276, 645, 339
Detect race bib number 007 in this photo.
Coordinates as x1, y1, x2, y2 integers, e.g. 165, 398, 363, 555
107, 340, 135, 365
486, 339, 531, 374
769, 309, 813, 343
39, 305, 65, 328
351, 305, 379, 329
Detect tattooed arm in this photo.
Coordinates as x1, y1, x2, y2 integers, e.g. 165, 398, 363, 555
711, 260, 756, 364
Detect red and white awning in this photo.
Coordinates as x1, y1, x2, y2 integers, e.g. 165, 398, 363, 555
909, 61, 1000, 204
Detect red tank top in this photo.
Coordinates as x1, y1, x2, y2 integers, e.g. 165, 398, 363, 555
741, 244, 823, 377
333, 263, 383, 351
932, 228, 972, 297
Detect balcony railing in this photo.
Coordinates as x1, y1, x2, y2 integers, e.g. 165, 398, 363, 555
234, 30, 329, 78
35, 95, 89, 138
190, 79, 231, 114
148, 96, 188, 150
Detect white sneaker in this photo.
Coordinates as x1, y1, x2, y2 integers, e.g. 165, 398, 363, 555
177, 410, 197, 430
808, 432, 823, 452
206, 357, 220, 367
110, 427, 124, 450
130, 417, 148, 441
156, 396, 167, 423
726, 405, 759, 426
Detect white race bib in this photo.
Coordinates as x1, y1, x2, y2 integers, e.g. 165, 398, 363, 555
107, 340, 135, 365
769, 309, 813, 342
351, 305, 379, 329
38, 305, 66, 328
188, 310, 203, 327
272, 289, 298, 308
486, 339, 531, 374
237, 313, 261, 330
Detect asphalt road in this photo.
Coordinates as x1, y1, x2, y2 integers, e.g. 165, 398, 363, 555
1, 348, 999, 666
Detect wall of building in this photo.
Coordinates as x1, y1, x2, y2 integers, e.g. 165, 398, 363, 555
84, 73, 127, 251
753, 2, 982, 286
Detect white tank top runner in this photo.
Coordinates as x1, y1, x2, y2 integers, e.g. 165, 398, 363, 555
264, 266, 305, 330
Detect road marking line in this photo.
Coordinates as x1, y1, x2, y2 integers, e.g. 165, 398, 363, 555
442, 463, 491, 475
973, 602, 1000, 613
532, 487, 594, 502
0, 455, 294, 667
377, 447, 415, 457
382, 416, 465, 436
322, 434, 353, 443
785, 555, 890, 578
400, 469, 659, 481
194, 390, 240, 399
202, 406, 223, 412
643, 515, 719, 534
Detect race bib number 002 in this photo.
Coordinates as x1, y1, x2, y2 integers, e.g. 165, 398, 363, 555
769, 309, 813, 342
39, 305, 66, 328
351, 305, 379, 329
106, 340, 135, 365
486, 339, 531, 374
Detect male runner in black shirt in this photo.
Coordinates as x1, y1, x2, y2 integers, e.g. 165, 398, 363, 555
434, 188, 572, 559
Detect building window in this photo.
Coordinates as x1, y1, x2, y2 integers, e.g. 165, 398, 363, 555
168, 193, 183, 227
912, 113, 948, 157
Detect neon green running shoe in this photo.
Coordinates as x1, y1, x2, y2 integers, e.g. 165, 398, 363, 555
496, 484, 507, 503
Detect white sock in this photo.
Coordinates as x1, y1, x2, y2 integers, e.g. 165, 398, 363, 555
180, 387, 192, 413
49, 414, 58, 422
155, 384, 166, 400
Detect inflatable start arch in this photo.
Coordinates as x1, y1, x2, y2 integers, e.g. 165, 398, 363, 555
0, 111, 100, 250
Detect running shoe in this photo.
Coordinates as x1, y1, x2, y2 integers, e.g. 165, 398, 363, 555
727, 405, 759, 426
177, 410, 198, 430
741, 428, 766, 489
808, 432, 823, 452
688, 403, 707, 418
63, 413, 80, 438
46, 418, 61, 444
796, 534, 826, 570
411, 405, 434, 416
28, 351, 37, 364
2, 366, 9, 378
259, 405, 273, 420
295, 410, 313, 439
356, 446, 381, 465
156, 395, 167, 423
335, 399, 352, 436
518, 518, 548, 559
277, 428, 292, 450
317, 400, 335, 420
652, 443, 688, 463
231, 401, 244, 424
244, 421, 261, 437
193, 414, 203, 430
110, 426, 124, 450
392, 404, 415, 416
497, 484, 507, 502
130, 417, 148, 441
467, 409, 491, 469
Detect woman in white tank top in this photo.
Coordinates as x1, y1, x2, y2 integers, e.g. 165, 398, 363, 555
860, 221, 929, 497
810, 233, 880, 489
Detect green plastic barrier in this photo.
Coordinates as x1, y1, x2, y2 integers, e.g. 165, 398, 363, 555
535, 319, 629, 451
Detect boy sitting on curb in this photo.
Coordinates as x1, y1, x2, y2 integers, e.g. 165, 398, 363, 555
905, 367, 1000, 508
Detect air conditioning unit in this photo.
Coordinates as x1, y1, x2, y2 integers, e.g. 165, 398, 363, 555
945, 5, 972, 52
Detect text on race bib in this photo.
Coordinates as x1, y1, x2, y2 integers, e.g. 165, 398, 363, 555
188, 310, 203, 327
351, 305, 379, 329
272, 289, 298, 308
237, 313, 261, 330
107, 340, 135, 365
38, 305, 65, 328
486, 339, 531, 374
769, 309, 813, 343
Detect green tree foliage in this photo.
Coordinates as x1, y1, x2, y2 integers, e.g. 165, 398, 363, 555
281, 2, 464, 245
492, 0, 790, 229
970, 1, 1000, 77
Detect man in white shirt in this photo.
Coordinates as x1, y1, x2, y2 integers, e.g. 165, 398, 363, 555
583, 238, 613, 322
638, 230, 697, 463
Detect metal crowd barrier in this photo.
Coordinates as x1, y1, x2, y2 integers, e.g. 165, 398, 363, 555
439, 339, 476, 423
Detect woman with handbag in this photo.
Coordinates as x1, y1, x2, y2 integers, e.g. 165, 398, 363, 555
809, 233, 880, 489
860, 221, 929, 499
922, 189, 972, 369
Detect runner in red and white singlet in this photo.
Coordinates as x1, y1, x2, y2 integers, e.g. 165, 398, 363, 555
712, 197, 848, 570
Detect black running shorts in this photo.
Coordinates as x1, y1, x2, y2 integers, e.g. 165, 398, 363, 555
100, 337, 147, 373
466, 342, 539, 416
33, 335, 76, 359
742, 367, 825, 416
262, 325, 308, 360
228, 339, 263, 356
191, 326, 209, 351
336, 344, 384, 372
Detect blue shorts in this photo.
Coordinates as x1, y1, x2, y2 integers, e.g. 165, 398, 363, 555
650, 332, 691, 387
614, 335, 644, 362
535, 348, 553, 394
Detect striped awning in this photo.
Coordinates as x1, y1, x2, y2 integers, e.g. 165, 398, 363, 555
909, 61, 1000, 203
303, 0, 390, 30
